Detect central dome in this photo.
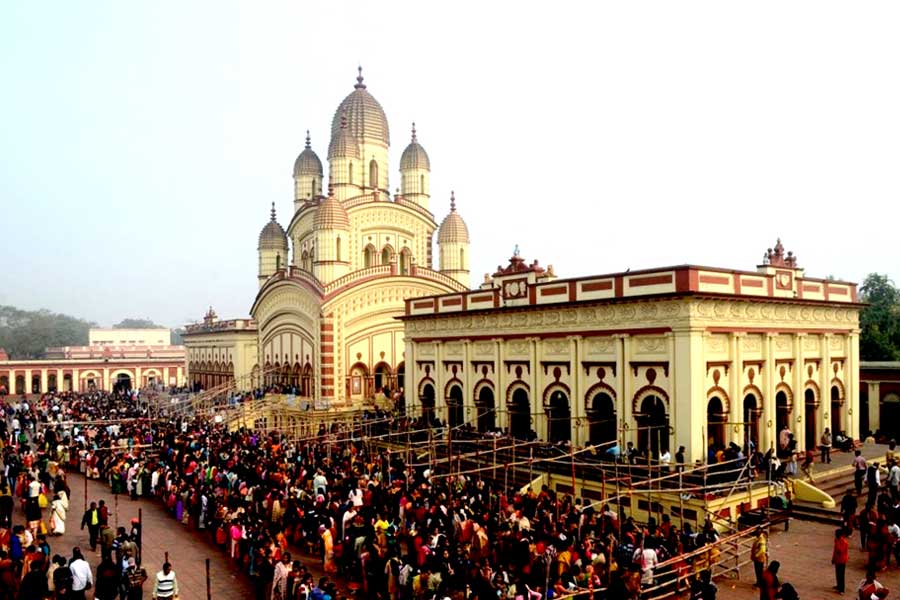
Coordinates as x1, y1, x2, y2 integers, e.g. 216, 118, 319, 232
330, 67, 390, 147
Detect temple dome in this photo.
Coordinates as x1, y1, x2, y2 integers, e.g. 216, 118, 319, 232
258, 204, 288, 250
314, 192, 350, 230
330, 67, 390, 147
293, 131, 323, 177
328, 113, 360, 160
400, 123, 430, 170
438, 193, 469, 244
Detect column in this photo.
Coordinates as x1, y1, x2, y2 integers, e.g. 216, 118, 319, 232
7, 370, 15, 394
495, 339, 507, 432
163, 367, 171, 388
40, 369, 48, 395
571, 336, 583, 446
848, 331, 861, 439
793, 333, 806, 449
730, 333, 743, 448
56, 369, 63, 392
530, 337, 543, 441
672, 328, 706, 463
24, 369, 32, 394
619, 335, 633, 448
463, 340, 472, 426
868, 381, 881, 436
103, 367, 110, 391
177, 366, 184, 387
72, 369, 80, 393
434, 342, 445, 423
763, 334, 776, 452
820, 333, 831, 439
135, 366, 143, 389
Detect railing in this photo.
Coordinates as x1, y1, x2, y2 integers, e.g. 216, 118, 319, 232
323, 265, 392, 294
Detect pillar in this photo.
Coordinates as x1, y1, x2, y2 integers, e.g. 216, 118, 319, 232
848, 331, 861, 439
672, 328, 706, 464
793, 334, 806, 450
163, 367, 171, 388
729, 333, 743, 448
103, 367, 110, 391
135, 366, 143, 389
618, 335, 632, 447
7, 370, 15, 394
530, 338, 543, 440
495, 339, 507, 432
177, 366, 184, 387
759, 333, 778, 453
56, 369, 63, 392
820, 333, 831, 439
868, 381, 881, 436
72, 369, 80, 393
571, 336, 582, 445
40, 369, 48, 395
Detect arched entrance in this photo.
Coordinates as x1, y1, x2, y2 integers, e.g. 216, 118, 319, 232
447, 384, 464, 428
636, 395, 669, 457
349, 363, 369, 398
395, 362, 405, 393
15, 375, 25, 395
48, 374, 57, 392
588, 392, 616, 448
476, 386, 496, 433
776, 391, 791, 431
31, 374, 41, 394
420, 383, 436, 424
0, 375, 8, 395
804, 388, 818, 450
114, 373, 132, 393
707, 396, 727, 450
831, 385, 842, 434
374, 363, 391, 393
743, 394, 761, 450
546, 389, 571, 443
509, 388, 530, 439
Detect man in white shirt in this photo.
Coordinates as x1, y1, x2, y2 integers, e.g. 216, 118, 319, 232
152, 562, 179, 600
69, 547, 93, 600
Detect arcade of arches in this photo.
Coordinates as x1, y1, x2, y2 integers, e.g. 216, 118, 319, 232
0, 360, 183, 394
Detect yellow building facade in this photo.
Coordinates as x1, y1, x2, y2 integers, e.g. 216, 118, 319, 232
185, 69, 470, 406
401, 242, 862, 464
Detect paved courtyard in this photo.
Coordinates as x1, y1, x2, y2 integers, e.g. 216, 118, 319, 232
14, 472, 254, 600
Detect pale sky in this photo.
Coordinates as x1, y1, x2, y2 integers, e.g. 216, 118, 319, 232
1, 2, 898, 328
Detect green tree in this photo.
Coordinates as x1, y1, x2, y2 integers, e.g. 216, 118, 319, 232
0, 305, 95, 358
859, 273, 900, 361
113, 318, 161, 329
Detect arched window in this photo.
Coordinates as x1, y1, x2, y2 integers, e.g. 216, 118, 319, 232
369, 159, 378, 188
336, 237, 341, 262
400, 248, 411, 275
348, 163, 353, 185
381, 247, 392, 266
275, 254, 281, 271
363, 245, 376, 268
301, 250, 309, 271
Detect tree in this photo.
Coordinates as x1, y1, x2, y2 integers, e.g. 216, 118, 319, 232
0, 305, 95, 359
113, 318, 162, 329
859, 273, 900, 361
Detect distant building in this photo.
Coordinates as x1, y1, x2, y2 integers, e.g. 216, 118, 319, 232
0, 328, 184, 394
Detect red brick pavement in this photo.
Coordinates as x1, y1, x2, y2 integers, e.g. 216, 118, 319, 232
13, 473, 254, 600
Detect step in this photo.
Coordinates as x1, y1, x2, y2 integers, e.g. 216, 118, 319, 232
791, 503, 844, 526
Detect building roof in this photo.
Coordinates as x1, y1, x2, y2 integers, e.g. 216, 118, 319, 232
330, 67, 390, 147
400, 123, 430, 170
327, 112, 361, 160
258, 203, 288, 250
293, 131, 323, 177
314, 191, 351, 230
437, 192, 469, 244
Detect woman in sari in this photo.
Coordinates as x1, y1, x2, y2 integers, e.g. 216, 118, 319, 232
50, 492, 67, 535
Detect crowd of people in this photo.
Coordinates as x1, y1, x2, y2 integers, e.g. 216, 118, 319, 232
0, 387, 891, 600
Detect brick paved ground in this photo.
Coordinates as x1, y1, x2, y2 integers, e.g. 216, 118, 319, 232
719, 518, 900, 599
14, 472, 254, 600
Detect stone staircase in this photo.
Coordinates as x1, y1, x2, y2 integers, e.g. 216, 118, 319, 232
790, 465, 856, 526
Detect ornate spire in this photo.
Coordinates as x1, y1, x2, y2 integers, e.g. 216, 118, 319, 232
304, 130, 311, 149
270, 202, 276, 222
450, 191, 456, 212
411, 122, 417, 143
354, 65, 366, 90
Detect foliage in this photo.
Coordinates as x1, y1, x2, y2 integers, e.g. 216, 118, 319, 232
0, 305, 95, 359
859, 273, 900, 361
113, 318, 162, 329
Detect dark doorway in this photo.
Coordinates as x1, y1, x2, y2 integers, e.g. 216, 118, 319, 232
831, 385, 842, 435
421, 383, 435, 424
115, 373, 132, 393
588, 392, 617, 448
804, 388, 817, 450
476, 387, 495, 432
509, 388, 531, 439
447, 385, 464, 428
743, 394, 760, 450
776, 391, 790, 431
707, 396, 727, 450
637, 395, 669, 457
547, 390, 571, 442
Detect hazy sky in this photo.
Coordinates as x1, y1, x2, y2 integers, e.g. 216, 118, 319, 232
2, 2, 898, 327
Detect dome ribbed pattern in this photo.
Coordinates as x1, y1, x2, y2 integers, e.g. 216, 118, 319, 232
258, 204, 288, 250
294, 131, 323, 177
400, 122, 430, 170
330, 68, 390, 147
438, 193, 469, 244
328, 116, 360, 160
314, 194, 350, 230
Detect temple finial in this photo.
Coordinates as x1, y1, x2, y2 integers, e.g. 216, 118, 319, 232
450, 191, 456, 212
411, 122, 417, 143
305, 130, 311, 149
270, 202, 276, 222
355, 65, 366, 89
514, 244, 520, 257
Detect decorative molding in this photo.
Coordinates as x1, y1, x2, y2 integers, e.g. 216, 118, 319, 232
630, 361, 670, 377
540, 361, 571, 376
706, 361, 732, 376
582, 361, 617, 377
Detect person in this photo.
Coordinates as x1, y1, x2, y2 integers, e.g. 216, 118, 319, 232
855, 451, 868, 495
751, 529, 768, 588
81, 502, 101, 552
52, 554, 73, 600
842, 492, 858, 529
759, 560, 780, 600
821, 427, 833, 464
50, 492, 67, 535
20, 560, 50, 600
95, 557, 121, 600
123, 556, 148, 600
100, 521, 116, 562
151, 562, 178, 600
867, 463, 881, 507
801, 449, 815, 482
69, 547, 93, 600
857, 568, 889, 599
659, 448, 672, 473
833, 527, 850, 594
691, 568, 716, 599
675, 446, 686, 473
777, 582, 799, 600
272, 552, 291, 600
889, 461, 900, 502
